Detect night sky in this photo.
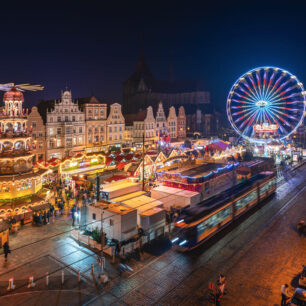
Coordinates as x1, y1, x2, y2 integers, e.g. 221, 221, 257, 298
1, 0, 306, 111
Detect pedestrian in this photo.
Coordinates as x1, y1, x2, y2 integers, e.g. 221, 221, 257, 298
43, 211, 47, 225
281, 283, 290, 306
3, 241, 10, 262
47, 210, 50, 224
71, 205, 76, 226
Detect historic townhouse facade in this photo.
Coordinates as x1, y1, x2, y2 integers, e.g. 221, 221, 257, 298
44, 90, 85, 160
27, 106, 47, 162
155, 102, 167, 137
106, 103, 125, 145
167, 106, 177, 139
125, 106, 157, 144
78, 96, 107, 153
177, 106, 186, 139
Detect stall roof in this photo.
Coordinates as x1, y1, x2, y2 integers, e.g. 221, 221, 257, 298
112, 191, 146, 202
140, 207, 164, 216
30, 203, 50, 212
152, 185, 200, 198
121, 195, 163, 213
102, 181, 140, 193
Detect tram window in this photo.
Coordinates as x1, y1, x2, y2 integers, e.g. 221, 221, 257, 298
197, 206, 232, 236
235, 190, 257, 210
260, 180, 275, 195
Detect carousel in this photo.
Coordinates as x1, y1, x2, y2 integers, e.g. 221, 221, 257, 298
0, 84, 50, 207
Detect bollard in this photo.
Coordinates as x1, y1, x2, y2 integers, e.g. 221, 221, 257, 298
78, 270, 81, 283
46, 272, 49, 286
7, 278, 15, 291
28, 276, 36, 288
61, 270, 64, 285
91, 263, 93, 275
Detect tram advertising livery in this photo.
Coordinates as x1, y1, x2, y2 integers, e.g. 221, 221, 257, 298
171, 171, 276, 251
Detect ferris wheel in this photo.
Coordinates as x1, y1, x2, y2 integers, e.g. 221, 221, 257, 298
227, 67, 306, 143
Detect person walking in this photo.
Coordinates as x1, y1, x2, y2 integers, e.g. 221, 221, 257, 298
281, 283, 290, 306
3, 241, 10, 262
71, 205, 76, 226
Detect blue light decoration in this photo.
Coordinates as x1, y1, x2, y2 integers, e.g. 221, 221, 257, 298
227, 67, 306, 143
157, 162, 239, 183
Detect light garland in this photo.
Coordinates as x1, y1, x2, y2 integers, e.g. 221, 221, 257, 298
157, 162, 239, 181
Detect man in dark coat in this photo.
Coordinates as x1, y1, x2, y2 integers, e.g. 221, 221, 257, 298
3, 241, 10, 262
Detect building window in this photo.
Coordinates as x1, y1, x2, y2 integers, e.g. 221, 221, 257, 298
89, 128, 92, 133
114, 127, 117, 132
38, 132, 43, 137
32, 133, 36, 138
66, 127, 72, 134
78, 136, 83, 144
109, 127, 112, 133
94, 127, 98, 133
88, 109, 92, 114
94, 136, 98, 142
72, 116, 75, 122
109, 136, 112, 141
88, 136, 92, 144
100, 127, 104, 132
92, 213, 96, 220
79, 127, 82, 133
57, 128, 61, 135
32, 122, 36, 128
49, 128, 54, 135
50, 117, 53, 123
39, 142, 43, 149
65, 116, 68, 122
100, 135, 103, 142
57, 117, 61, 122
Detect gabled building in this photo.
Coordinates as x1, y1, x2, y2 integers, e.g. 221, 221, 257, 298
167, 106, 177, 139
38, 90, 86, 160
106, 103, 125, 145
177, 106, 186, 139
27, 106, 47, 162
125, 106, 156, 145
155, 102, 167, 137
77, 96, 107, 153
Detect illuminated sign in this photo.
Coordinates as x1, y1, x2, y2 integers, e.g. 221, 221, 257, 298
254, 123, 278, 133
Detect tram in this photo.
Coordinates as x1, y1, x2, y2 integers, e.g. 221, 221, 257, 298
171, 171, 276, 251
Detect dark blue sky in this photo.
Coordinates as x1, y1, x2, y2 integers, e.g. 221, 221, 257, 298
1, 0, 305, 111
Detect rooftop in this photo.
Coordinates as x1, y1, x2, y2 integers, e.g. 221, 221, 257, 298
163, 163, 225, 178
152, 185, 200, 198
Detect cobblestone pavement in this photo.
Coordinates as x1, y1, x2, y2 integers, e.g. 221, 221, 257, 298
102, 164, 306, 306
0, 164, 305, 305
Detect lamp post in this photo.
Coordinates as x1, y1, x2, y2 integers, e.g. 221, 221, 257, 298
101, 209, 105, 273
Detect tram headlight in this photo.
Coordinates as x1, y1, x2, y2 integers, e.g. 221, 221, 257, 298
171, 237, 179, 243
179, 240, 187, 246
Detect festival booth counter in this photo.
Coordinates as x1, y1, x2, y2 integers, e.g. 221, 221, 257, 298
0, 220, 9, 247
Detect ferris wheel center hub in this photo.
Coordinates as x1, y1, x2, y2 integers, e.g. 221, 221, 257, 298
255, 100, 269, 107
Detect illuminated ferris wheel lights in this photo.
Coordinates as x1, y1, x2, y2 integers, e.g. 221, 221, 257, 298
227, 67, 305, 143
